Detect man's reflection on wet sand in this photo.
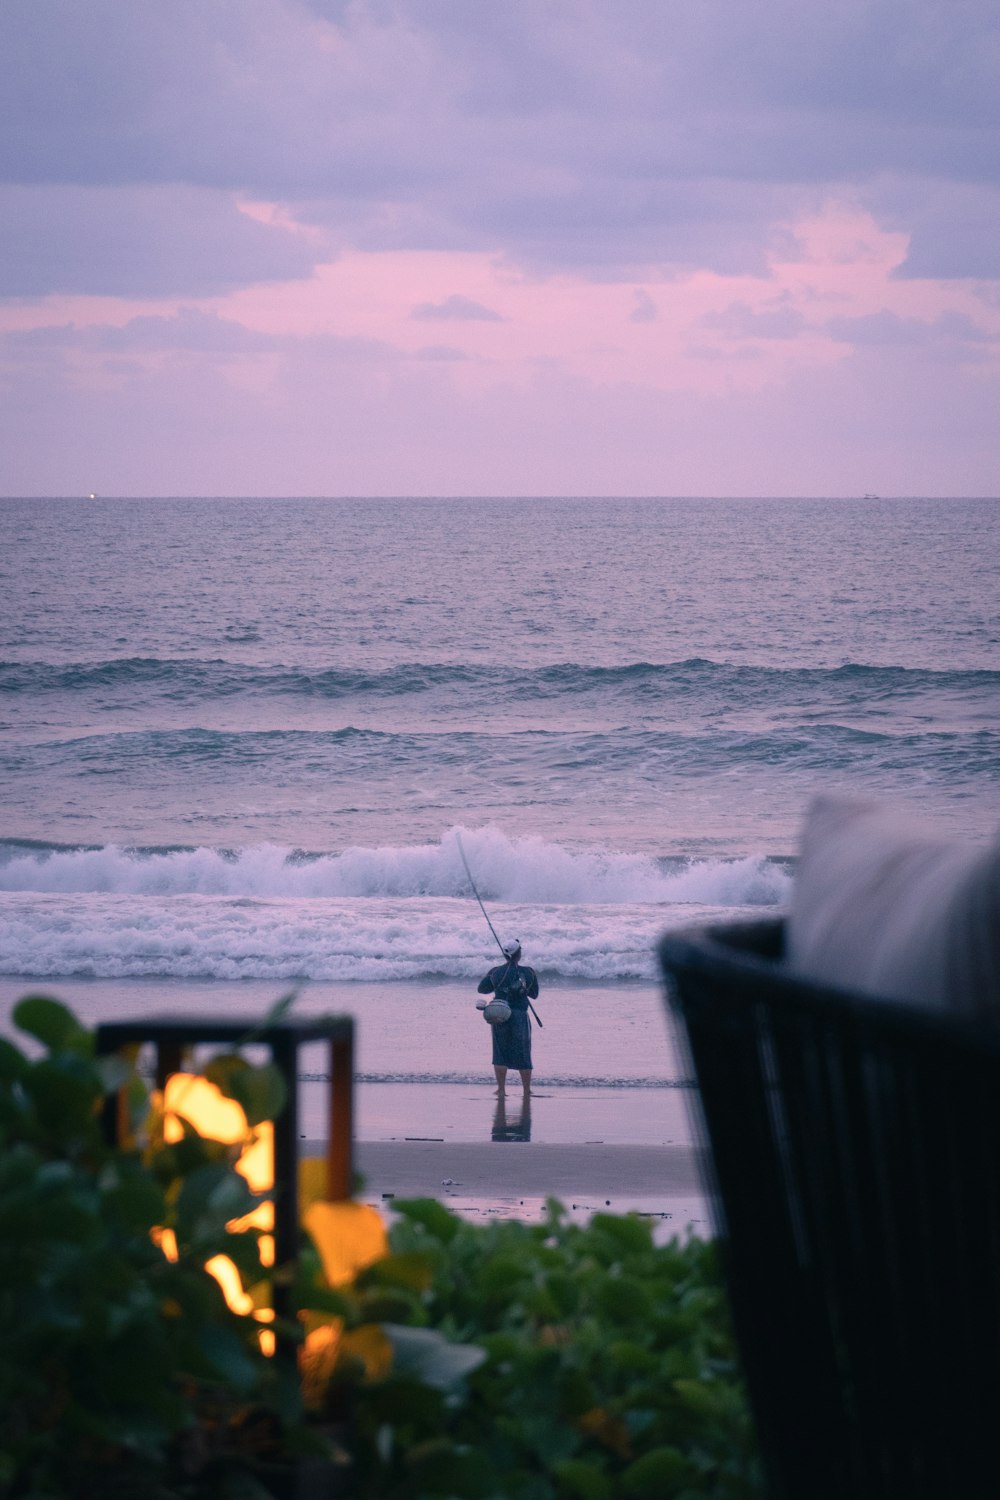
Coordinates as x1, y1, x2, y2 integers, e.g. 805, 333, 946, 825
492, 1092, 531, 1142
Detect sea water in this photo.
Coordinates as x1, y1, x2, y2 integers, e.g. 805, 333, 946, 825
2, 497, 998, 1141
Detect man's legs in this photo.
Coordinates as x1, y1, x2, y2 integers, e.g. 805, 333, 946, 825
518, 1069, 531, 1096
494, 1064, 507, 1095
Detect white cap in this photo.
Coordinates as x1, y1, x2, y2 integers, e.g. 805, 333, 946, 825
502, 939, 521, 959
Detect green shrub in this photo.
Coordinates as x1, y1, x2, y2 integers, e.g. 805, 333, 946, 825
326, 1200, 763, 1499
0, 996, 296, 1499
1, 997, 762, 1499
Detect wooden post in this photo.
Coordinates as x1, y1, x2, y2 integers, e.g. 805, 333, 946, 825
328, 1032, 354, 1201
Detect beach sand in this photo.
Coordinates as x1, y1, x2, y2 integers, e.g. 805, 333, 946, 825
351, 1138, 712, 1233
325, 1078, 713, 1233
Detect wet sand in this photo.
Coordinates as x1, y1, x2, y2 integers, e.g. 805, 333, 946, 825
352, 1137, 713, 1231
308, 1077, 715, 1231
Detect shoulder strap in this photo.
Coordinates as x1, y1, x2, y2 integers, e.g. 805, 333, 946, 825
498, 959, 523, 992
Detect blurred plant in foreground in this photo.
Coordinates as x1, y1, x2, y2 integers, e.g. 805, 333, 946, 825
0, 995, 760, 1499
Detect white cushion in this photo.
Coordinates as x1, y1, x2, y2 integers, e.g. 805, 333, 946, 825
786, 795, 1000, 1018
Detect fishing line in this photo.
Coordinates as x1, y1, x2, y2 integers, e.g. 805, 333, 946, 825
455, 832, 542, 1027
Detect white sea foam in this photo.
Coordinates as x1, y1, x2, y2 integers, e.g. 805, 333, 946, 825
0, 826, 790, 905
0, 890, 774, 982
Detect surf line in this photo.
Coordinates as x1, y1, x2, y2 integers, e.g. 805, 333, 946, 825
455, 832, 542, 1028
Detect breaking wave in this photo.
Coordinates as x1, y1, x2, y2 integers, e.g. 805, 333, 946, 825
0, 827, 790, 905
0, 827, 789, 982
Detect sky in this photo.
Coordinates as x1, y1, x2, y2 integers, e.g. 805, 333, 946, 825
1, 0, 998, 497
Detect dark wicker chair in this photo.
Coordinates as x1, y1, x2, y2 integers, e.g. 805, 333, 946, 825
659, 918, 1000, 1500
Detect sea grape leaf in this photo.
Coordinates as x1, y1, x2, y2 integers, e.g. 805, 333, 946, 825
588, 1213, 653, 1253
155, 1121, 233, 1177
206, 1054, 287, 1126
99, 1161, 167, 1230
304, 1201, 388, 1289
476, 1253, 526, 1299
235, 1062, 287, 1127
24, 1055, 104, 1133
95, 1051, 133, 1095
122, 1072, 152, 1134
404, 1437, 495, 1497
673, 1377, 729, 1419
13, 995, 92, 1055
383, 1324, 486, 1390
541, 1270, 580, 1317
0, 1036, 27, 1080
392, 1197, 461, 1243
358, 1288, 421, 1325
552, 1458, 614, 1500
202, 1052, 250, 1096
195, 1324, 263, 1394
296, 1283, 356, 1320
592, 1274, 655, 1324
608, 1340, 658, 1375
223, 1233, 272, 1284
175, 1162, 255, 1243
578, 1407, 632, 1460
364, 1375, 445, 1431
338, 1323, 394, 1382
360, 1249, 434, 1292
619, 1445, 692, 1497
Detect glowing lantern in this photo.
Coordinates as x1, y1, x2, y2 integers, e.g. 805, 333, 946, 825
97, 1014, 357, 1337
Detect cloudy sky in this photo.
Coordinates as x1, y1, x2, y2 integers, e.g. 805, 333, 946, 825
2, 0, 998, 496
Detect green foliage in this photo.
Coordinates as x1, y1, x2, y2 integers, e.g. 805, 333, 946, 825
203, 1053, 288, 1129
0, 995, 763, 1500
0, 999, 294, 1499
12, 995, 92, 1055
305, 1201, 763, 1499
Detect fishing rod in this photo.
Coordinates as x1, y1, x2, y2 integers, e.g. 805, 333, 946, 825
456, 832, 542, 1027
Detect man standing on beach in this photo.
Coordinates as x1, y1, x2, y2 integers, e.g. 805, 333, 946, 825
477, 940, 539, 1099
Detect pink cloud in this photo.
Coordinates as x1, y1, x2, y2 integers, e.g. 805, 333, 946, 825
1, 204, 998, 495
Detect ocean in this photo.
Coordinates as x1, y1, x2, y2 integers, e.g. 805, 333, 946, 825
2, 496, 998, 1146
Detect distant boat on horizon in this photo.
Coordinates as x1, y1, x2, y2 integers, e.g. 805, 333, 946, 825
863, 492, 879, 499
